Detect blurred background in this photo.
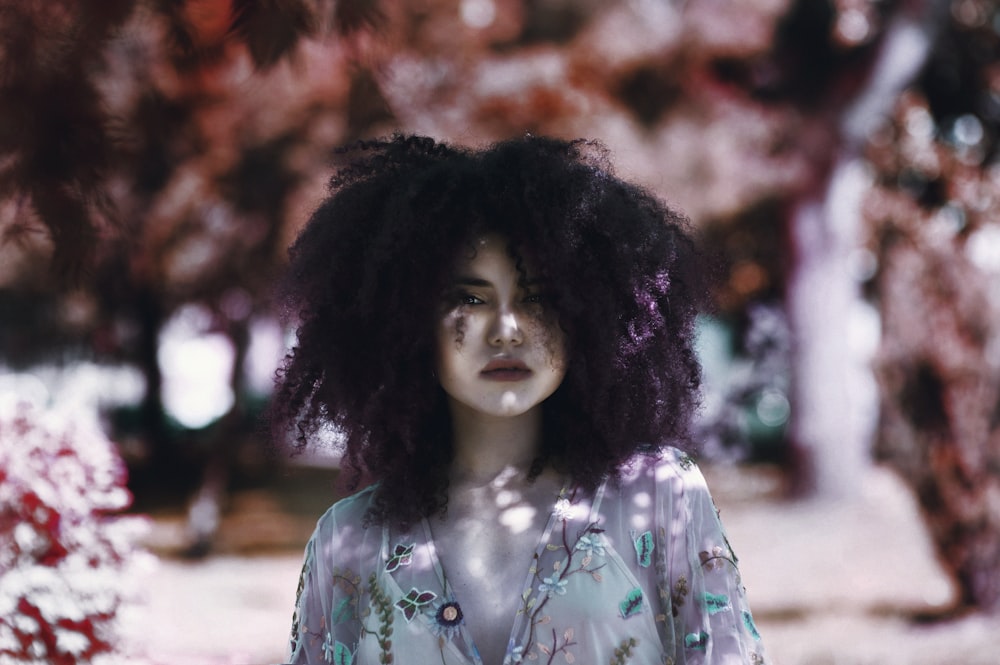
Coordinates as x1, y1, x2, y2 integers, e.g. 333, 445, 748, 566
1, 0, 999, 663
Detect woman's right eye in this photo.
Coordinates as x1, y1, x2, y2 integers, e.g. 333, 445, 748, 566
459, 292, 484, 306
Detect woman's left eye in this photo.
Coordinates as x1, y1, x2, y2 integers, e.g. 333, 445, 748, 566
523, 293, 546, 304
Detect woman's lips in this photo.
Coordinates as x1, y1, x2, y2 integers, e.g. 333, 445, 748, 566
481, 359, 531, 381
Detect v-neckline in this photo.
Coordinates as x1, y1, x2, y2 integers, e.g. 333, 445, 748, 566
418, 484, 571, 664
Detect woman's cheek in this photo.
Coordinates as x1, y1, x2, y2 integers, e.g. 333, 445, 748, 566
439, 309, 467, 347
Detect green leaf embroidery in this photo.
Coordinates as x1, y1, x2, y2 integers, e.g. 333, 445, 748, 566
367, 573, 394, 661
332, 597, 354, 624
633, 530, 654, 568
333, 640, 353, 665
684, 631, 709, 650
703, 592, 731, 615
742, 610, 761, 640
619, 587, 644, 619
610, 636, 639, 664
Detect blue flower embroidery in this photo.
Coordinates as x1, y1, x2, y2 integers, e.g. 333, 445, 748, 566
321, 631, 335, 662
574, 533, 605, 557
538, 576, 568, 596
503, 642, 525, 664
431, 600, 465, 640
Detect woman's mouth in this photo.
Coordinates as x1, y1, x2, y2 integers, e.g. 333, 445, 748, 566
481, 359, 532, 381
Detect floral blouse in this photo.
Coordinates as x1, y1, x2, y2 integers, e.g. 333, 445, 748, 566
286, 448, 766, 664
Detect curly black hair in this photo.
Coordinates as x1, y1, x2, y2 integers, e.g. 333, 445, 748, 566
269, 134, 707, 528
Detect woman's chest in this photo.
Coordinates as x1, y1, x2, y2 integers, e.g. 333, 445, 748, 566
429, 499, 553, 663
361, 480, 668, 665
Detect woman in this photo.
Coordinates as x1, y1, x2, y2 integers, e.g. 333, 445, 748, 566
272, 135, 766, 664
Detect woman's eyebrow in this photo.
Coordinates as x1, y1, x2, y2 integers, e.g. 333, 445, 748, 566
453, 276, 493, 287
452, 276, 546, 288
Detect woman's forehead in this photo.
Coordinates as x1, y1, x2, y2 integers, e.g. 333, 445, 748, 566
451, 234, 509, 271
451, 234, 543, 275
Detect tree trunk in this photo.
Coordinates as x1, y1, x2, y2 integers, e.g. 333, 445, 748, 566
786, 10, 935, 498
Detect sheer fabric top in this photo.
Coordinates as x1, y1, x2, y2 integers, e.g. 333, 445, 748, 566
286, 448, 766, 665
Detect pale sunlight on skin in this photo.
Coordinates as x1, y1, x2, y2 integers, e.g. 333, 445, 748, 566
435, 234, 566, 421
442, 487, 547, 584
631, 491, 653, 531
498, 505, 538, 535
495, 489, 518, 508
466, 557, 487, 577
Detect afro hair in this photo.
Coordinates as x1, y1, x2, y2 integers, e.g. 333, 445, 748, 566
269, 134, 707, 528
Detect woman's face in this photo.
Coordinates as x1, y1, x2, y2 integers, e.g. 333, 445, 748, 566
436, 234, 567, 419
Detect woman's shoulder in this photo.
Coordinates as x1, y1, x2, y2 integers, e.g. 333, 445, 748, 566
314, 484, 378, 534
306, 484, 382, 568
608, 445, 711, 503
620, 445, 704, 482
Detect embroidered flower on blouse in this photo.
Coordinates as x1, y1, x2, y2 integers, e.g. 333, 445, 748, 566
321, 631, 336, 661
699, 546, 729, 571
503, 643, 525, 664
574, 533, 605, 557
670, 576, 689, 617
385, 543, 414, 573
431, 600, 465, 639
553, 497, 575, 521
394, 587, 437, 622
538, 576, 568, 596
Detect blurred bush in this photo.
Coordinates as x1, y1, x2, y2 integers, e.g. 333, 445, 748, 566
0, 396, 147, 664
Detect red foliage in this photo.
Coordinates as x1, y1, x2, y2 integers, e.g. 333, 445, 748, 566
0, 399, 142, 663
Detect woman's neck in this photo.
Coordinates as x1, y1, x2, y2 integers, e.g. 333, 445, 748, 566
447, 402, 543, 487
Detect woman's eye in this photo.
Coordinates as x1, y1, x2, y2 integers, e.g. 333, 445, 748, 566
523, 293, 546, 304
459, 293, 484, 305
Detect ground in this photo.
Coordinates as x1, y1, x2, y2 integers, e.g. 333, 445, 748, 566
117, 463, 1000, 665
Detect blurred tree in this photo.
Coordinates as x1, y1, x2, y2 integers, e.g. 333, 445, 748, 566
3, 3, 997, 613
863, 0, 1000, 613
0, 0, 889, 523
0, 0, 363, 553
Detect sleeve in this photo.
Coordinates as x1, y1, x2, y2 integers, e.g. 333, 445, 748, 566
661, 452, 766, 665
286, 508, 365, 665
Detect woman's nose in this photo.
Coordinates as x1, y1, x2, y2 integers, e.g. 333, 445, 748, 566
490, 309, 523, 346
